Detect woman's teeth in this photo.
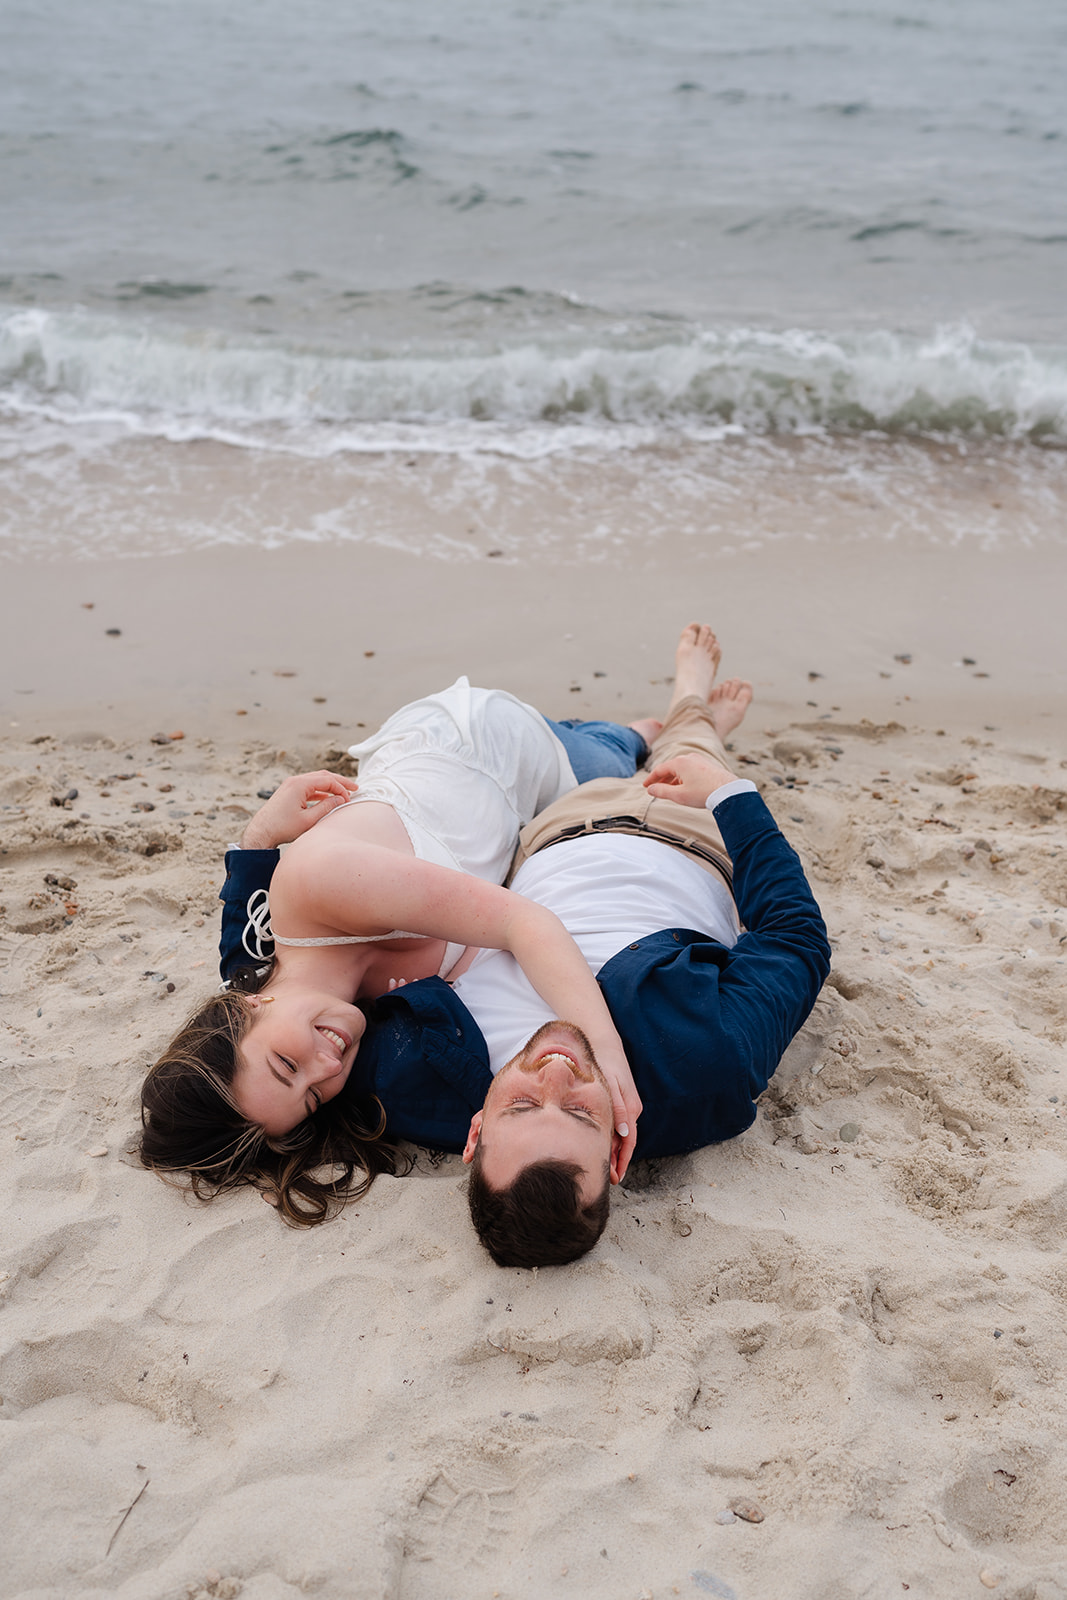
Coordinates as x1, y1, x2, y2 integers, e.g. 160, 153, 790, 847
319, 1027, 346, 1052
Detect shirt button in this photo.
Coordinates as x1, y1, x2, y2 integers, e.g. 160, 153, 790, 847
629, 943, 639, 951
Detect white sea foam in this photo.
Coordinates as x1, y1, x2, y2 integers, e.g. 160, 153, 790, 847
2, 308, 1065, 454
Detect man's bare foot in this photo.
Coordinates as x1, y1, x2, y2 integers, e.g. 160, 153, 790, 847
629, 717, 662, 752
667, 622, 722, 712
707, 677, 753, 739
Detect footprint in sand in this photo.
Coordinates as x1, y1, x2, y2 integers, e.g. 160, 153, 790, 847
401, 1466, 514, 1590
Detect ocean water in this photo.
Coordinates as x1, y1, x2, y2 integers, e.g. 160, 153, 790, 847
2, 0, 1065, 557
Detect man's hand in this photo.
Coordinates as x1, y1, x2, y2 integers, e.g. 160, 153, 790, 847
239, 771, 359, 850
643, 751, 734, 809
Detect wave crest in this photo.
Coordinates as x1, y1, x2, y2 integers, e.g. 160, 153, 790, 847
1, 308, 1064, 448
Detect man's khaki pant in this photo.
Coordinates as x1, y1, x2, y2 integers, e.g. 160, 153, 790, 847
510, 695, 737, 892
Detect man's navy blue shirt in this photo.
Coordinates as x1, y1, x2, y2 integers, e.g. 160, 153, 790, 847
219, 792, 831, 1158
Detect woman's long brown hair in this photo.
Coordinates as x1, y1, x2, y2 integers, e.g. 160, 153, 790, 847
139, 981, 404, 1226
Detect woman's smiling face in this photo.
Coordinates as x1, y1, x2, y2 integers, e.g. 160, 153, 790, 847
232, 989, 366, 1135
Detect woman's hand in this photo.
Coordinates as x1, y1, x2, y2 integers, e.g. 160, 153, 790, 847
239, 771, 358, 850
643, 751, 734, 809
597, 1047, 643, 1185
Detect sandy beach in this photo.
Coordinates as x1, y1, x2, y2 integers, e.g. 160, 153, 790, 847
1, 442, 1066, 1600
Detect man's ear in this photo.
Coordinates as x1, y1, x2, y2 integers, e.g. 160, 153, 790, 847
461, 1110, 483, 1165
609, 1131, 622, 1185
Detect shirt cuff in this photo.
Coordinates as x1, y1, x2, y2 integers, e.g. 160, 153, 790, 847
705, 778, 759, 810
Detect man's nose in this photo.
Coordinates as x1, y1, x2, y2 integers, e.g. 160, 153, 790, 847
535, 1056, 578, 1096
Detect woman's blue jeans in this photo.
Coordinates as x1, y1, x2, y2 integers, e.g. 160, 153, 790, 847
543, 717, 649, 784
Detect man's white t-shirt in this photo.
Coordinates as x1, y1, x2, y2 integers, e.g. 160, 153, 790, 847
451, 831, 741, 1075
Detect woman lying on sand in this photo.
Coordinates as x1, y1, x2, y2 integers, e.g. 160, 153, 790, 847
140, 625, 722, 1223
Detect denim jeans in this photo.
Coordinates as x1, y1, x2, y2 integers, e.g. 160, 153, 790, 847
543, 717, 649, 784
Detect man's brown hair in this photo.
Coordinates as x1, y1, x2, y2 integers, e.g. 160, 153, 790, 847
467, 1145, 610, 1267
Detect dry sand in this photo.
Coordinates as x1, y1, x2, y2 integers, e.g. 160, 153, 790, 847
2, 453, 1067, 1600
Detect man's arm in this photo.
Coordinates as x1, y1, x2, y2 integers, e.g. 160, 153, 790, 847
711, 790, 831, 1103
600, 785, 831, 1157
219, 849, 278, 982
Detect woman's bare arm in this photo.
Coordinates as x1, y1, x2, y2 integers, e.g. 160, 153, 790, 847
282, 834, 643, 1176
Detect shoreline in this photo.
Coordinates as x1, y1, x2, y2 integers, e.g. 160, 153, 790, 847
3, 520, 1065, 749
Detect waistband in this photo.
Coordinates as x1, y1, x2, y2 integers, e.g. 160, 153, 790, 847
527, 813, 734, 893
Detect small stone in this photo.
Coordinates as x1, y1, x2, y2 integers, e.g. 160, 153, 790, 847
487, 549, 503, 558
979, 1572, 1001, 1590
1029, 916, 1043, 929
86, 1145, 108, 1158
274, 669, 297, 677
313, 696, 327, 703
256, 787, 277, 800
715, 1509, 737, 1524
150, 732, 172, 745
962, 656, 976, 666
105, 627, 121, 636
839, 1122, 861, 1143
728, 1497, 764, 1523
877, 927, 894, 942
894, 653, 912, 664
169, 730, 184, 740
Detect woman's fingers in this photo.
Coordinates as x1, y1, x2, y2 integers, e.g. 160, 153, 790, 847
605, 1066, 642, 1184
611, 1101, 638, 1183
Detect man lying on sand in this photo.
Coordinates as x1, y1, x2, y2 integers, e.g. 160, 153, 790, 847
215, 629, 831, 1265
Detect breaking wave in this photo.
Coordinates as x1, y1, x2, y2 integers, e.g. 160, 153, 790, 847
1, 306, 1065, 452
